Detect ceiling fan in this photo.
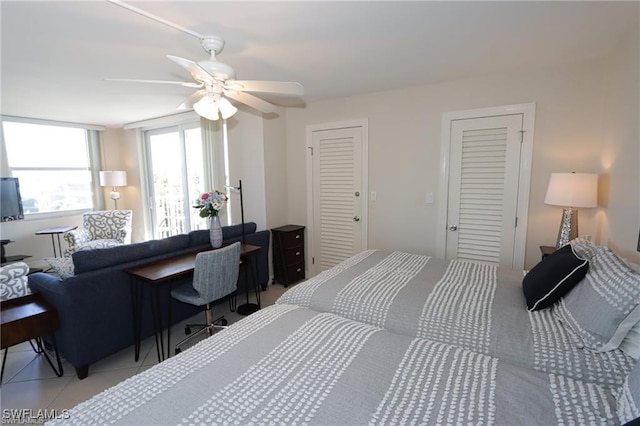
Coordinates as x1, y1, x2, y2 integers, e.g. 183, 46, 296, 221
106, 0, 304, 120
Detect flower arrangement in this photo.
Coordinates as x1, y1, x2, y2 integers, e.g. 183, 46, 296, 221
193, 190, 228, 218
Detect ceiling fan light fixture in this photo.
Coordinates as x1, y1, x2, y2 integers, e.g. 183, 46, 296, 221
193, 96, 220, 120
218, 97, 238, 119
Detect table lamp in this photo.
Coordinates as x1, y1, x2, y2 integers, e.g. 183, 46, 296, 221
544, 172, 598, 248
99, 171, 127, 209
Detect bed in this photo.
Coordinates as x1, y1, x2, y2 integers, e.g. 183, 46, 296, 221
276, 245, 637, 388
50, 238, 640, 425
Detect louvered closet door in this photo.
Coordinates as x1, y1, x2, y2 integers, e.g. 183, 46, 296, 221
312, 127, 363, 273
446, 115, 523, 267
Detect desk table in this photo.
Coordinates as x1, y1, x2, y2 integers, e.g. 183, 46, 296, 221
36, 226, 77, 257
125, 243, 261, 363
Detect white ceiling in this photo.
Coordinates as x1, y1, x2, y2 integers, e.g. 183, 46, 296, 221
1, 1, 637, 128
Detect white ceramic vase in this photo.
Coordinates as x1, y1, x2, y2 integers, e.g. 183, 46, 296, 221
209, 215, 223, 248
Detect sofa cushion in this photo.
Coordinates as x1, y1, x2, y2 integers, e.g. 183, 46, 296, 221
189, 222, 257, 248
224, 222, 256, 239
74, 234, 190, 274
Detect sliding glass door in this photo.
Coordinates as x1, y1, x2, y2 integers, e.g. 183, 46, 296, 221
146, 124, 206, 238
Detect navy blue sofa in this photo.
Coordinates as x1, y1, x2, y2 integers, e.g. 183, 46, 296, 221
28, 222, 270, 379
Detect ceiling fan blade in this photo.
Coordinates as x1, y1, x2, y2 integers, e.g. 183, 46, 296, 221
224, 91, 277, 114
167, 55, 214, 85
177, 90, 206, 110
226, 80, 304, 96
106, 78, 202, 88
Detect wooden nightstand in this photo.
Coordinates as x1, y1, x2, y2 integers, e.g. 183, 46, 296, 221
540, 245, 557, 260
272, 225, 305, 287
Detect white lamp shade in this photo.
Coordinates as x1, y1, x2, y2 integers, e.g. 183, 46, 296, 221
193, 96, 220, 120
99, 171, 127, 187
544, 172, 598, 208
193, 95, 238, 121
218, 97, 238, 119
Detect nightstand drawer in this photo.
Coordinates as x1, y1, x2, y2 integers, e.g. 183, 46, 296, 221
285, 264, 305, 282
283, 228, 304, 247
285, 246, 304, 264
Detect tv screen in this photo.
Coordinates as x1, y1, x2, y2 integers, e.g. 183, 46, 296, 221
0, 177, 24, 222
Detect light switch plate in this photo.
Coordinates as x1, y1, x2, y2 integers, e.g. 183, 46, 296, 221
425, 192, 434, 204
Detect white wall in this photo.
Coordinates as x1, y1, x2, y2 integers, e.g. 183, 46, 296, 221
283, 26, 639, 269
0, 214, 84, 269
262, 107, 289, 230
226, 108, 268, 232
597, 25, 640, 262
101, 127, 146, 242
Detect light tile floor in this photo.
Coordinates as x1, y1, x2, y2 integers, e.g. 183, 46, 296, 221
0, 284, 288, 419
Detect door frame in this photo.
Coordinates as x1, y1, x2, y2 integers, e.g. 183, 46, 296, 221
306, 119, 369, 276
436, 103, 535, 269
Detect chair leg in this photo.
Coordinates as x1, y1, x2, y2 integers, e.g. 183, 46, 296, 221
175, 304, 227, 355
229, 294, 236, 312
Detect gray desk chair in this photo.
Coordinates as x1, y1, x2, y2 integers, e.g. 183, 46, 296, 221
171, 242, 241, 354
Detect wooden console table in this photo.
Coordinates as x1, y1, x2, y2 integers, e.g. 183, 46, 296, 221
125, 243, 261, 362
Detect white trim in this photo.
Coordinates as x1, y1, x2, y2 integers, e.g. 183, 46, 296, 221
135, 128, 153, 241
123, 111, 199, 130
306, 119, 369, 277
13, 208, 91, 222
0, 115, 105, 131
437, 103, 535, 269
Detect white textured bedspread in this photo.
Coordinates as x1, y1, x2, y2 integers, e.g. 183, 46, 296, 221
277, 250, 635, 388
50, 304, 621, 425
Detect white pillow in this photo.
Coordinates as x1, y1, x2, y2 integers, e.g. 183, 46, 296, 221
617, 359, 640, 423
554, 246, 640, 352
0, 262, 31, 301
44, 257, 75, 279
620, 320, 640, 360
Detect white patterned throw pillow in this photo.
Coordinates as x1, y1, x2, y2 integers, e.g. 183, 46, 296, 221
554, 245, 640, 352
0, 262, 31, 301
75, 239, 121, 252
45, 257, 75, 279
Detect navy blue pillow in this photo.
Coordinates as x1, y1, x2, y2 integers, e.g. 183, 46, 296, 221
523, 244, 589, 311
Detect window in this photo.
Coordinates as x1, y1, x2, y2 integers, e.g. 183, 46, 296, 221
2, 120, 97, 214
146, 124, 207, 238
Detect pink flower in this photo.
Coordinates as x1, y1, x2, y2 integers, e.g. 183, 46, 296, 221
201, 193, 209, 200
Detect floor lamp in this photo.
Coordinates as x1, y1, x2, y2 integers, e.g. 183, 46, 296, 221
227, 180, 257, 316
99, 171, 127, 209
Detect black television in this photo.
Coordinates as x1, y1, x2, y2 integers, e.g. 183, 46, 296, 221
0, 177, 25, 222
